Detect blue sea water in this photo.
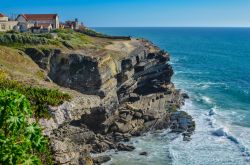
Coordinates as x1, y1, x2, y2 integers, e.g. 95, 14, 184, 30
94, 27, 250, 165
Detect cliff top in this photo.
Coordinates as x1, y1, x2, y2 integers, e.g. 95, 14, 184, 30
0, 29, 161, 97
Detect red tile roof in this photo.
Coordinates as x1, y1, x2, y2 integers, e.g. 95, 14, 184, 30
21, 14, 58, 21
0, 13, 6, 17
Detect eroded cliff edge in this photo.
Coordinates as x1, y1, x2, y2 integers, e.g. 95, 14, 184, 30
24, 37, 195, 164
0, 30, 195, 164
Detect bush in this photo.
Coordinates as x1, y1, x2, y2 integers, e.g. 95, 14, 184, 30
0, 74, 71, 119
78, 28, 109, 38
0, 29, 94, 49
0, 90, 50, 164
0, 33, 49, 46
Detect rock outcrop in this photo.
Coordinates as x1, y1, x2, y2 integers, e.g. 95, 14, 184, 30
25, 38, 195, 165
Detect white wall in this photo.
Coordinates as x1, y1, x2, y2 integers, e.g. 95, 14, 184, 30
0, 16, 8, 22
0, 21, 18, 32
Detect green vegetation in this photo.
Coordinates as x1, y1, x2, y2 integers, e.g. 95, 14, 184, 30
0, 29, 93, 50
77, 28, 111, 38
0, 70, 71, 119
0, 90, 52, 164
0, 33, 49, 46
53, 29, 92, 49
168, 105, 178, 112
78, 28, 131, 40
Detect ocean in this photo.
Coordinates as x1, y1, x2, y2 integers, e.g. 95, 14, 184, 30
94, 27, 250, 165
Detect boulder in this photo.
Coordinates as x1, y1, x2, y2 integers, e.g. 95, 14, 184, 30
117, 143, 135, 151
139, 152, 148, 156
93, 156, 111, 165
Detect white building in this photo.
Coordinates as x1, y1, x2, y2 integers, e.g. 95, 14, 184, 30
0, 13, 18, 32
16, 14, 59, 32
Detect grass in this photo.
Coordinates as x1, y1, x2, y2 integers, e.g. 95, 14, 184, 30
77, 28, 111, 38
0, 70, 71, 119
53, 29, 93, 49
0, 32, 49, 46
0, 46, 42, 77
77, 28, 131, 40
0, 29, 93, 50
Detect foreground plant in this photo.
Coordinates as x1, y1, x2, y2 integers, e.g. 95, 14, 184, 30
0, 90, 50, 164
0, 71, 71, 119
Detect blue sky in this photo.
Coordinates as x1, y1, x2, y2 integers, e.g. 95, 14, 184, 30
1, 0, 250, 27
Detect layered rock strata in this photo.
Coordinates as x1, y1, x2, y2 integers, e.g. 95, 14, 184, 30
25, 38, 195, 165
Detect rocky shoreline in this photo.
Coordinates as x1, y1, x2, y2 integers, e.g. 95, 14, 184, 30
27, 38, 195, 164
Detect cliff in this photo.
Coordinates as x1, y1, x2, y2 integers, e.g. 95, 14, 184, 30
0, 29, 195, 165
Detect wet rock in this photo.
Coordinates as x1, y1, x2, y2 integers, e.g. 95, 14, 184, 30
139, 152, 148, 156
117, 143, 135, 151
181, 93, 189, 99
170, 111, 195, 138
212, 128, 228, 137
93, 140, 110, 152
209, 109, 216, 116
93, 156, 111, 165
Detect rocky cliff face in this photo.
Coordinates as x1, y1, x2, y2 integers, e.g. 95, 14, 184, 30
25, 38, 195, 165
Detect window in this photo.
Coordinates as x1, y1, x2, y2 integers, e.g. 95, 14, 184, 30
1, 24, 5, 29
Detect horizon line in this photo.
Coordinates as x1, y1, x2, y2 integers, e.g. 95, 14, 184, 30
92, 26, 250, 28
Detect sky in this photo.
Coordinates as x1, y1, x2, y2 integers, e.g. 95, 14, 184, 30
1, 0, 250, 27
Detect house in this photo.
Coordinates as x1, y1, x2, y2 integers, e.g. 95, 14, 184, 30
30, 23, 53, 33
16, 14, 59, 32
0, 13, 8, 21
0, 13, 18, 32
62, 18, 80, 30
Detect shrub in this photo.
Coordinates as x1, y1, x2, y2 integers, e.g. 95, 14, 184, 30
0, 90, 50, 164
168, 105, 178, 112
0, 75, 71, 119
0, 33, 49, 46
78, 28, 109, 38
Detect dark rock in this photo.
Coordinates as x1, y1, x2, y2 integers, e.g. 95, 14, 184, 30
134, 112, 143, 118
139, 152, 148, 156
117, 143, 135, 151
181, 93, 189, 99
25, 48, 52, 70
170, 111, 195, 137
93, 141, 110, 152
143, 115, 149, 122
129, 93, 140, 102
93, 156, 111, 165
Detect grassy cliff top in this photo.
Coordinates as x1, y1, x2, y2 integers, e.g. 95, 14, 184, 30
0, 28, 137, 99
0, 28, 145, 58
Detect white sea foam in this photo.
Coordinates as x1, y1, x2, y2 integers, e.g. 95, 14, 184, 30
201, 96, 213, 104
104, 91, 250, 165
187, 81, 229, 90
104, 99, 250, 165
169, 99, 250, 165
